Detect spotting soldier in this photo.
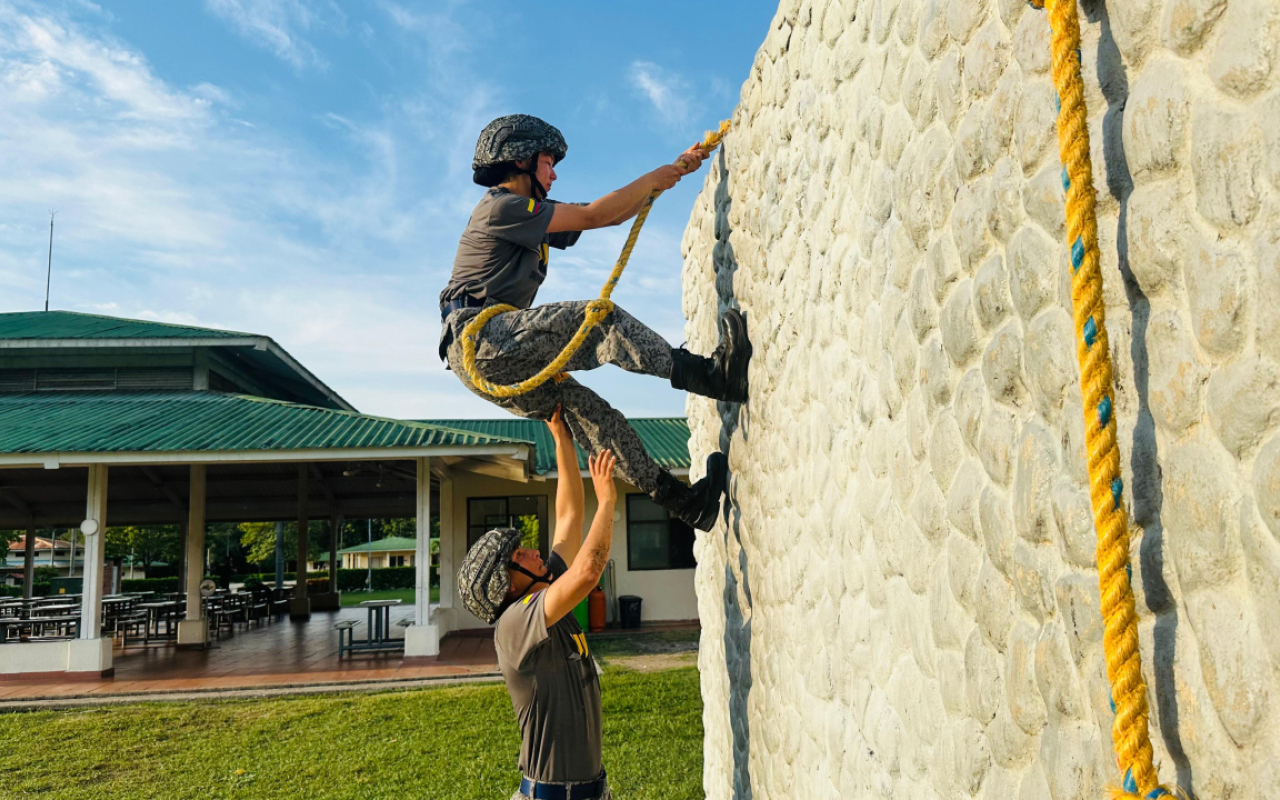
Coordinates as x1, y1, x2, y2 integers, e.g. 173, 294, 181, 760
459, 408, 616, 800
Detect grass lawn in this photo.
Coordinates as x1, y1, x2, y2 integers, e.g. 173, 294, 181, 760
338, 587, 436, 607
0, 666, 703, 800
586, 628, 700, 661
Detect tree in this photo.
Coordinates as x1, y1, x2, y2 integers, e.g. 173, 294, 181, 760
104, 525, 180, 578
517, 514, 540, 550
0, 529, 22, 553
238, 522, 281, 567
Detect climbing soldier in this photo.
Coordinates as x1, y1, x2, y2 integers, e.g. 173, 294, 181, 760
458, 409, 617, 800
438, 114, 750, 532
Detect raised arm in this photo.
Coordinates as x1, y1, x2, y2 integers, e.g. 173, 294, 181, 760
543, 449, 617, 628
547, 144, 709, 233
548, 408, 585, 567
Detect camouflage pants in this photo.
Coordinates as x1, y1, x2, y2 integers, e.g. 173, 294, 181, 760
446, 301, 675, 495
509, 777, 612, 800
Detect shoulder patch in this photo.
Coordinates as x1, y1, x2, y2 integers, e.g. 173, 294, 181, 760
526, 198, 542, 214
522, 590, 543, 606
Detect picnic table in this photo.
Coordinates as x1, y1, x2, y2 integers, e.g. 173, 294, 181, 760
138, 600, 184, 642
1, 615, 79, 642
30, 603, 79, 618
336, 599, 406, 657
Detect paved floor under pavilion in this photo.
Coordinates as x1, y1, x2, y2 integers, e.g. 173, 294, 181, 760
0, 605, 499, 703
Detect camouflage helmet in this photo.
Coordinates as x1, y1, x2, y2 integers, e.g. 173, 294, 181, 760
472, 114, 567, 172
458, 528, 523, 624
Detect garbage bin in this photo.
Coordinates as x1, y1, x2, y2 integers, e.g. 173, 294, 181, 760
619, 595, 642, 629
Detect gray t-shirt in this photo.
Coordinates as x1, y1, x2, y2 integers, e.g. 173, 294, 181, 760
493, 552, 603, 783
441, 188, 583, 311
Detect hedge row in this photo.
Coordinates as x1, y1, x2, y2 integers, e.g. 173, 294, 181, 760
117, 568, 430, 595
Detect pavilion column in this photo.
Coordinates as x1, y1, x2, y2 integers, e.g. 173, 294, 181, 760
68, 465, 112, 675
22, 523, 36, 599
328, 514, 341, 594
177, 465, 209, 647
290, 463, 311, 619
274, 521, 285, 590
438, 477, 455, 609
79, 465, 108, 639
176, 522, 188, 595
405, 457, 439, 657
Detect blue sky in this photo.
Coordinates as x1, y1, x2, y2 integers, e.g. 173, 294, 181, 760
0, 0, 776, 418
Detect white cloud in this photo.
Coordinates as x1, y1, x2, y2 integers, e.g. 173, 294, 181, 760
0, 0, 517, 418
629, 60, 692, 129
203, 0, 344, 70
0, 1, 689, 419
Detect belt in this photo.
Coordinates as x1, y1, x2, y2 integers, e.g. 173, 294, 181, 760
519, 771, 606, 800
439, 294, 488, 321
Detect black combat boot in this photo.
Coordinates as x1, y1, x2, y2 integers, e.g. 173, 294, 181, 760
670, 308, 752, 403
653, 452, 729, 532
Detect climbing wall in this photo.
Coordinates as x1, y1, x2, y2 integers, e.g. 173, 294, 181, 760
681, 0, 1280, 797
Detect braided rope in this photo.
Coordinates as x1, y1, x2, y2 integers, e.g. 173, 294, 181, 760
460, 121, 731, 399
1029, 1, 1175, 797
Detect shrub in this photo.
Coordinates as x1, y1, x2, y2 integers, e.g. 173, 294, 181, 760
121, 577, 182, 593
370, 567, 416, 591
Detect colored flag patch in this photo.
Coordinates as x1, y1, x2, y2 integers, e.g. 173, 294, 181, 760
527, 198, 542, 214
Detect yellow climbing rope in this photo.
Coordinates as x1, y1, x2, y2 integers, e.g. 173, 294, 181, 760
1029, 1, 1175, 797
460, 121, 732, 399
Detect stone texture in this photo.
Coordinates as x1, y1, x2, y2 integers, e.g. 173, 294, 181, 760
1161, 0, 1228, 55
1125, 179, 1193, 297
1206, 355, 1280, 458
1185, 236, 1252, 358
1206, 0, 1277, 97
1124, 56, 1193, 176
1191, 102, 1264, 228
1162, 430, 1245, 594
684, 3, 1280, 797
1145, 309, 1209, 432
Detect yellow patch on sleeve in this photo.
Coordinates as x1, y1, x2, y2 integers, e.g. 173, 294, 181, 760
527, 198, 536, 213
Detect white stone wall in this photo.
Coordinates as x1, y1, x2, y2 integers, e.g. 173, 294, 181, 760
681, 0, 1280, 797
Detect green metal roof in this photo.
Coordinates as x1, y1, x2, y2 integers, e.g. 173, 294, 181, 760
337, 536, 420, 554
422, 418, 690, 474
0, 311, 253, 341
0, 393, 530, 456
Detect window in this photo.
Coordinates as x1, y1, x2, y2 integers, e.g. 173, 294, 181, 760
626, 494, 696, 571
468, 496, 550, 558
389, 555, 406, 568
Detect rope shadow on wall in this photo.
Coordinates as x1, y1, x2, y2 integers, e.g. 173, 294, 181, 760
711, 143, 756, 800
1083, 0, 1193, 793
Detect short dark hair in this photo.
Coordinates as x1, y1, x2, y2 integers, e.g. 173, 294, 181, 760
473, 151, 553, 188
473, 161, 521, 187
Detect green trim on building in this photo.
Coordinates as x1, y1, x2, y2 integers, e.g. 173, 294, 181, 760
0, 310, 253, 341
422, 418, 690, 475
0, 392, 531, 455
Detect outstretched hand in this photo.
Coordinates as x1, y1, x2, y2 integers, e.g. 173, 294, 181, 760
589, 449, 617, 504
546, 406, 570, 442
675, 143, 709, 175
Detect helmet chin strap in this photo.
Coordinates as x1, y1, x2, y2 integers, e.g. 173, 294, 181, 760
509, 561, 553, 595
520, 157, 548, 201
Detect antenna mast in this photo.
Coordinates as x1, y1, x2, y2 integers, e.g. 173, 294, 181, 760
44, 211, 55, 312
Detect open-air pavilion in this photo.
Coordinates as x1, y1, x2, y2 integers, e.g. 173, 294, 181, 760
0, 311, 536, 680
